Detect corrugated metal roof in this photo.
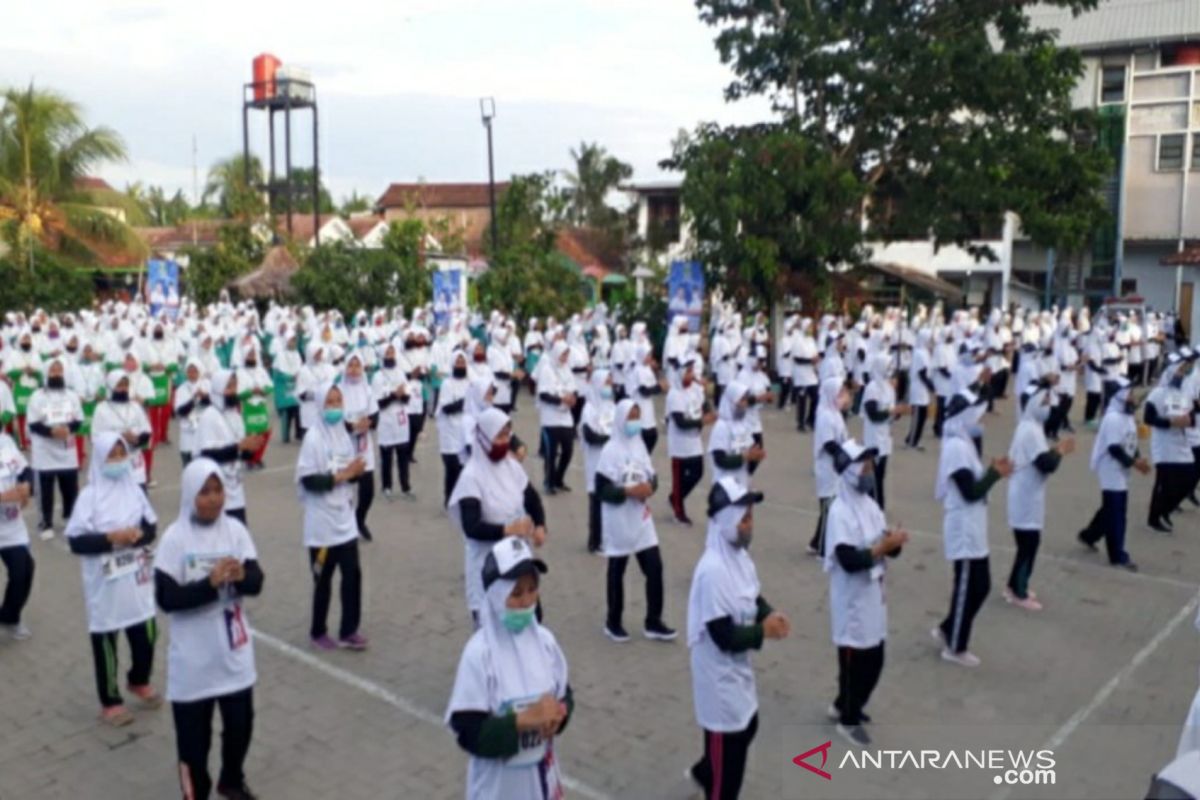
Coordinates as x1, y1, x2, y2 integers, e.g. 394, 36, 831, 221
1028, 0, 1200, 51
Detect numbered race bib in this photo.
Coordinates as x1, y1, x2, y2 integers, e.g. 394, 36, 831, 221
242, 397, 270, 435
102, 547, 152, 584
732, 431, 754, 454
499, 695, 550, 768
183, 551, 232, 585
0, 457, 21, 521
620, 460, 648, 488
45, 400, 73, 427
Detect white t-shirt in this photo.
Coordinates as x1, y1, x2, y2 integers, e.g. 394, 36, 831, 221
296, 427, 359, 548
861, 379, 895, 457
65, 490, 157, 634
707, 418, 753, 488
155, 516, 258, 702
667, 383, 706, 459
198, 407, 247, 511
940, 437, 989, 561
90, 402, 151, 485
0, 438, 30, 548
825, 497, 887, 648
1094, 410, 1138, 492
598, 454, 658, 557
813, 406, 848, 499
26, 388, 83, 471
688, 551, 759, 732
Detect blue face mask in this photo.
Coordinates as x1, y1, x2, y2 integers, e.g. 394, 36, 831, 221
854, 472, 876, 496
101, 459, 130, 480
624, 419, 642, 438
600, 386, 614, 400
503, 606, 536, 634
323, 408, 344, 426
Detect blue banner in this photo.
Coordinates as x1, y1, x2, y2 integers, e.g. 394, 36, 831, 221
432, 268, 463, 328
667, 260, 704, 333
146, 259, 181, 319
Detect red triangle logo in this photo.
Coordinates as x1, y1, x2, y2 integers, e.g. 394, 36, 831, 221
793, 740, 833, 780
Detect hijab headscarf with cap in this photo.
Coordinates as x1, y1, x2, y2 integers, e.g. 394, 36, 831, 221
823, 442, 885, 574
71, 431, 156, 535
445, 538, 566, 796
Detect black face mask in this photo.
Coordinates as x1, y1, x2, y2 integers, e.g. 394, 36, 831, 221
1124, 400, 1137, 415
47, 376, 65, 390
224, 394, 240, 410
245, 362, 258, 369
453, 367, 467, 379
30, 327, 40, 335
383, 358, 397, 369
66, 346, 78, 354
154, 332, 164, 341
19, 343, 31, 352
112, 390, 129, 403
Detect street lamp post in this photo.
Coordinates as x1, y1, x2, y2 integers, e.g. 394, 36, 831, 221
480, 97, 497, 256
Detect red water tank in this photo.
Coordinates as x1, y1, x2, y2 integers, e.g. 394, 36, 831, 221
252, 54, 281, 101
1173, 45, 1200, 66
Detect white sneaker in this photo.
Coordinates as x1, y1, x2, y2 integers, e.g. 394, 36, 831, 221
930, 626, 947, 647
382, 488, 395, 501
940, 648, 981, 668
38, 527, 54, 541
402, 491, 417, 503
147, 480, 159, 489
3, 623, 32, 641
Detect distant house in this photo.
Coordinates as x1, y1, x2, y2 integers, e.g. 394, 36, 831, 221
375, 182, 508, 255
274, 214, 356, 248
346, 214, 390, 249
74, 176, 128, 224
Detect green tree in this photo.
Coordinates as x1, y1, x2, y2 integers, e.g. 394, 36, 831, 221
339, 190, 372, 216
667, 0, 1111, 303
271, 166, 333, 215
183, 221, 263, 305
564, 141, 632, 233
0, 246, 93, 312
203, 154, 265, 220
291, 241, 406, 317
0, 84, 145, 268
381, 218, 433, 310
476, 172, 587, 320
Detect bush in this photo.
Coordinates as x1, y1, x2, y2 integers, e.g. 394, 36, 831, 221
0, 250, 94, 312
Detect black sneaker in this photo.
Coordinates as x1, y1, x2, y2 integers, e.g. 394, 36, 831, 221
1116, 561, 1139, 573
558, 483, 573, 493
217, 784, 259, 800
644, 621, 678, 642
1148, 520, 1172, 534
359, 527, 374, 542
836, 723, 871, 747
1077, 532, 1097, 552
604, 623, 630, 643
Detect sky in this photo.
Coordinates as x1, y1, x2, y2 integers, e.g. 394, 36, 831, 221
0, 0, 772, 206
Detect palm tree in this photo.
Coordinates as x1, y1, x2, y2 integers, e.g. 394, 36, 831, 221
563, 141, 632, 228
0, 84, 145, 268
204, 154, 265, 220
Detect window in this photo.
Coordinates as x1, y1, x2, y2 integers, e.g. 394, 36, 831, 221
1158, 133, 1186, 171
1192, 133, 1200, 170
646, 194, 681, 246
1101, 65, 1127, 104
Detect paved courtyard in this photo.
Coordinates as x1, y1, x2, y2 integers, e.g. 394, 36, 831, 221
1, 392, 1198, 799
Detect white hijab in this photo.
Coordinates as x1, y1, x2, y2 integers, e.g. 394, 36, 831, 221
75, 431, 156, 532
1009, 385, 1052, 471
448, 408, 529, 520
686, 498, 760, 648
596, 400, 654, 483
823, 449, 885, 573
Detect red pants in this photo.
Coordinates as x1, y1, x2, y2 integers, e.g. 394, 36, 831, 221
75, 436, 87, 466
148, 404, 171, 446
143, 446, 155, 483
14, 415, 28, 450
249, 429, 272, 466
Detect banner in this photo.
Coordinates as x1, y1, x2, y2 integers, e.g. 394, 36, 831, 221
432, 266, 465, 328
667, 260, 704, 333
146, 259, 181, 319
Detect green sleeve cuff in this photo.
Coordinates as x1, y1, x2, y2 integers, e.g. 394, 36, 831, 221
476, 711, 520, 759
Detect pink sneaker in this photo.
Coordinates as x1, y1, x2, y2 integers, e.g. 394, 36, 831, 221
1012, 596, 1043, 612
339, 633, 369, 651
310, 635, 338, 651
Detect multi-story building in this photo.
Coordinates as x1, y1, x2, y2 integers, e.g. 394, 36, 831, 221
1015, 0, 1200, 338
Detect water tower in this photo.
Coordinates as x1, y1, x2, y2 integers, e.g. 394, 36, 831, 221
243, 54, 321, 243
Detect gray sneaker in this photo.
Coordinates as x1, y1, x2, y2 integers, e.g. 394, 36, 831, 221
3, 623, 32, 641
